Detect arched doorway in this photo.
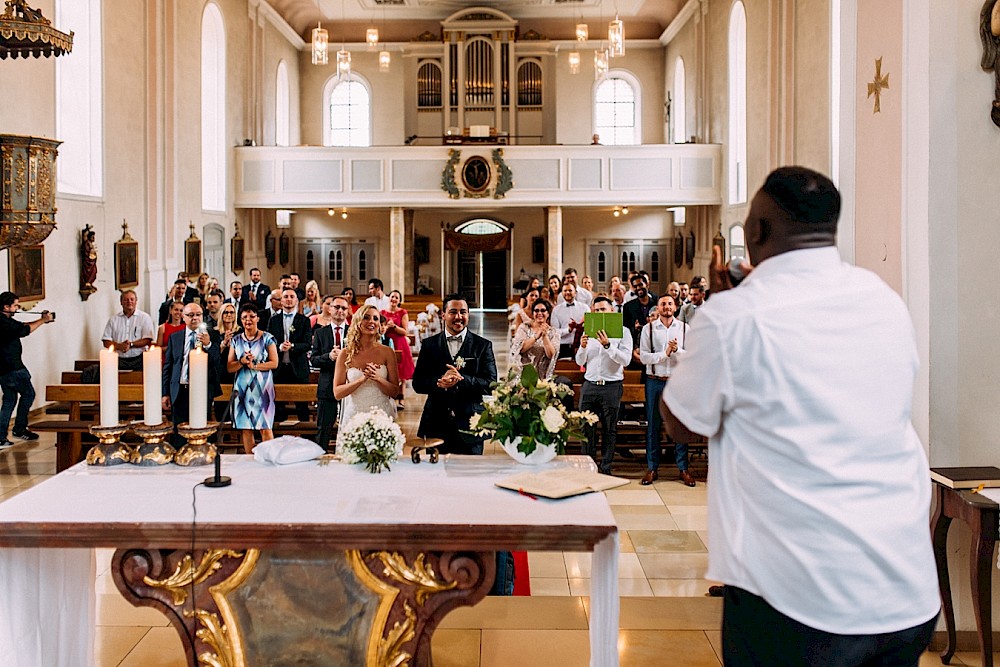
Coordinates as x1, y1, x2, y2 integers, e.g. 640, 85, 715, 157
450, 219, 510, 310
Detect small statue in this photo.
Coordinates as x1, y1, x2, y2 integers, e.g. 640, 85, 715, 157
79, 224, 98, 301
980, 0, 1000, 127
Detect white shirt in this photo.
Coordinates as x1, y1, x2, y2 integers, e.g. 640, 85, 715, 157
573, 286, 593, 307
364, 294, 391, 311
101, 310, 155, 358
662, 247, 939, 634
550, 301, 588, 345
444, 328, 467, 358
638, 318, 687, 377
574, 328, 632, 382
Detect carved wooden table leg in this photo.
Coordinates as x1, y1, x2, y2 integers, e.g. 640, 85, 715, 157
971, 521, 996, 667
931, 485, 957, 665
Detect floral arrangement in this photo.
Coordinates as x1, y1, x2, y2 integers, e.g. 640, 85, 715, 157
469, 364, 598, 456
339, 408, 406, 474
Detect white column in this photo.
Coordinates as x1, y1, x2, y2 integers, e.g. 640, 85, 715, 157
546, 206, 563, 279
390, 207, 406, 294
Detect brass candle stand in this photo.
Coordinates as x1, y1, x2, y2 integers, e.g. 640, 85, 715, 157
86, 422, 133, 466
132, 422, 176, 466
174, 422, 220, 467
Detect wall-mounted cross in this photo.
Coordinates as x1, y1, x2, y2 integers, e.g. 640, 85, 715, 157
867, 57, 889, 114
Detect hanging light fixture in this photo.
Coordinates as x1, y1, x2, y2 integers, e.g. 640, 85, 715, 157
379, 49, 391, 72
568, 51, 580, 75
613, 207, 621, 218
594, 49, 609, 80
575, 22, 588, 42
341, 208, 348, 219
608, 15, 624, 57
327, 208, 335, 217
312, 22, 329, 65
366, 27, 379, 49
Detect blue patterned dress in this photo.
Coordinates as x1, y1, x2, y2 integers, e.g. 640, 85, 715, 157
231, 331, 276, 429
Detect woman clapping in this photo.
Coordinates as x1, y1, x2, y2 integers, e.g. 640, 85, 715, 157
510, 299, 559, 379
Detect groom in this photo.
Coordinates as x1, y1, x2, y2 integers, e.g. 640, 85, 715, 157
413, 295, 497, 455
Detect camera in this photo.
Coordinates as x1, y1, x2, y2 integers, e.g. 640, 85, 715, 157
49, 311, 56, 321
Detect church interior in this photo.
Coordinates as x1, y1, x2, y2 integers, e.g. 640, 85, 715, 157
1, 0, 1000, 664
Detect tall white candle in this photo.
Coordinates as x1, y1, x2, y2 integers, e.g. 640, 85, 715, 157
99, 345, 118, 427
188, 347, 208, 428
143, 346, 162, 425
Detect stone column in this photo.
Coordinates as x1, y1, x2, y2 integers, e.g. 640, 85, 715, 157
404, 209, 415, 294
390, 207, 406, 294
546, 206, 562, 279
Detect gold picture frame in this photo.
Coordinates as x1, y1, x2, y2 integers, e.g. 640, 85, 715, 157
185, 224, 202, 276
9, 245, 45, 302
231, 223, 245, 275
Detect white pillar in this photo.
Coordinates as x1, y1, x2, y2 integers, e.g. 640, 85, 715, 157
546, 206, 562, 279
390, 207, 406, 294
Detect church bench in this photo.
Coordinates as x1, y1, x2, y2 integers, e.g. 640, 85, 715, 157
61, 370, 144, 384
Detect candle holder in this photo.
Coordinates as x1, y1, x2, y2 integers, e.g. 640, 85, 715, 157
174, 422, 220, 467
86, 422, 133, 466
132, 422, 176, 466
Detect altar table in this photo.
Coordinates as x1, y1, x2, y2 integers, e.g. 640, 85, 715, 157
0, 455, 619, 666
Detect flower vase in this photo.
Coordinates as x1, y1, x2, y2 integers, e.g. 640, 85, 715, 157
499, 437, 559, 465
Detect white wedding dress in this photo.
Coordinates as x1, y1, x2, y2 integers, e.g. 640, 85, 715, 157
337, 365, 398, 446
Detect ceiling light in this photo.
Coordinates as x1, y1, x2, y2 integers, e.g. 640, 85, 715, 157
608, 15, 624, 57
613, 207, 621, 218
341, 209, 348, 220
594, 49, 609, 80
622, 206, 629, 215
568, 51, 580, 75
311, 22, 328, 65
366, 27, 379, 49
327, 208, 335, 217
575, 23, 588, 42
379, 49, 391, 72
337, 49, 351, 78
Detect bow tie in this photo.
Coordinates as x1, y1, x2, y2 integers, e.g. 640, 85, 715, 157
447, 335, 462, 343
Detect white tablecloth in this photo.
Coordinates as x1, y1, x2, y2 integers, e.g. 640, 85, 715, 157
0, 455, 619, 666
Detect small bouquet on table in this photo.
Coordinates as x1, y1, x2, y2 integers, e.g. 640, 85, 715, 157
469, 364, 598, 465
339, 408, 406, 473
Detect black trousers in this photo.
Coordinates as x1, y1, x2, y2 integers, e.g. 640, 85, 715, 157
273, 363, 310, 422
579, 380, 622, 474
722, 586, 937, 667
315, 397, 338, 452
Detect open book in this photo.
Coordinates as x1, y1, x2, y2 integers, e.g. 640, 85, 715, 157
930, 466, 1000, 489
584, 312, 624, 339
496, 468, 629, 499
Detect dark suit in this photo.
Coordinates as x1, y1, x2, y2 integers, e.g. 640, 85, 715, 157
413, 330, 497, 455
162, 328, 222, 440
267, 311, 312, 421
311, 322, 348, 451
622, 294, 658, 371
184, 286, 201, 304
241, 282, 270, 310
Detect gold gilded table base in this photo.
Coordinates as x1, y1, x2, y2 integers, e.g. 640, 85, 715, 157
112, 547, 494, 666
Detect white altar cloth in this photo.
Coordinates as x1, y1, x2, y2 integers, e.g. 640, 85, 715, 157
0, 455, 619, 667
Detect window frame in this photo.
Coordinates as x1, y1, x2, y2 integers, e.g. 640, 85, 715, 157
592, 69, 642, 146
323, 74, 373, 147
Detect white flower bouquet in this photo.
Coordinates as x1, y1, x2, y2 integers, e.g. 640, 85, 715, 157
339, 408, 406, 474
469, 364, 598, 456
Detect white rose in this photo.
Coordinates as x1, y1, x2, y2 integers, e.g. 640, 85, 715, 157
541, 406, 565, 433
468, 413, 481, 430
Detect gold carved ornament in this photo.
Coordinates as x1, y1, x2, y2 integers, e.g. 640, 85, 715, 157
371, 551, 458, 605
0, 0, 74, 60
143, 549, 246, 606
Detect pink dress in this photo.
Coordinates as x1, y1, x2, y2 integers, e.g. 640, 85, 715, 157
381, 308, 415, 380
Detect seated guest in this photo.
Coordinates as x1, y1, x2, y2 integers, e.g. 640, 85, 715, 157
156, 301, 185, 349
227, 304, 278, 454
510, 299, 558, 380
101, 290, 155, 371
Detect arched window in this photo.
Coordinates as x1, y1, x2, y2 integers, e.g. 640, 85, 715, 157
324, 75, 372, 147
357, 249, 367, 281
728, 1, 748, 204
455, 219, 507, 235
597, 252, 607, 283
651, 251, 660, 283
672, 57, 687, 144
305, 249, 314, 281
56, 0, 103, 197
201, 2, 226, 212
729, 224, 746, 260
593, 71, 641, 145
275, 60, 290, 147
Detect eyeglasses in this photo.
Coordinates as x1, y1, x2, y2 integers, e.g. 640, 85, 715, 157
332, 305, 349, 310
532, 309, 548, 313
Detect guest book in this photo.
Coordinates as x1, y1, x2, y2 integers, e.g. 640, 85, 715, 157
496, 468, 629, 499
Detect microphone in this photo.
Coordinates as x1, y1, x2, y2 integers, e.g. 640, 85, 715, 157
195, 322, 208, 348
728, 257, 748, 286
204, 450, 232, 488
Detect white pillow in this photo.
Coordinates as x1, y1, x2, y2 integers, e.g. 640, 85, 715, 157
253, 436, 325, 465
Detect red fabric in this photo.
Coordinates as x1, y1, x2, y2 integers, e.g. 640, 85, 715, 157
513, 551, 531, 596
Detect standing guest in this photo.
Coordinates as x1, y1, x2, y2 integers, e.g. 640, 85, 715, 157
547, 275, 562, 302
161, 303, 222, 442
678, 282, 690, 305
242, 267, 270, 310
509, 299, 558, 380
301, 280, 321, 317
610, 283, 628, 313
381, 290, 414, 409
156, 301, 186, 349
215, 303, 241, 384
0, 292, 53, 447
622, 274, 657, 369
662, 166, 939, 665
528, 276, 542, 291
624, 271, 640, 300
666, 282, 681, 306
516, 288, 541, 327
638, 295, 691, 486
311, 295, 336, 329
580, 274, 595, 294
195, 272, 211, 303
678, 284, 705, 324
539, 286, 554, 308
311, 295, 351, 451
259, 289, 282, 332
364, 278, 391, 311
289, 272, 307, 301
576, 296, 633, 475
563, 268, 592, 306
159, 280, 189, 325
228, 304, 278, 454
177, 272, 200, 304
267, 288, 312, 422
101, 290, 156, 371
224, 281, 243, 306
342, 287, 359, 316
550, 283, 587, 359
203, 290, 224, 329
206, 276, 220, 295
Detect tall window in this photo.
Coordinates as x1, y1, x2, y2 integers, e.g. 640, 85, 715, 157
275, 60, 290, 146
56, 0, 103, 197
324, 76, 372, 147
729, 224, 746, 260
672, 57, 687, 144
201, 3, 226, 212
594, 72, 641, 145
728, 1, 748, 204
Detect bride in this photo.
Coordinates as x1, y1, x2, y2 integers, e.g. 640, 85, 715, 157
333, 304, 400, 445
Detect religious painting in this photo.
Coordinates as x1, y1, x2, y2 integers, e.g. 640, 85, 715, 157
185, 235, 202, 276
531, 236, 545, 264
231, 235, 245, 275
9, 245, 44, 302
279, 232, 290, 267
114, 238, 139, 291
264, 231, 276, 268
685, 232, 695, 269
461, 155, 491, 194
674, 233, 684, 268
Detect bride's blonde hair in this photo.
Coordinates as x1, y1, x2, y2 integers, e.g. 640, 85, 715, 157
343, 304, 383, 365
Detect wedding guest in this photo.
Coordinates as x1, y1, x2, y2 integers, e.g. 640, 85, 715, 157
301, 280, 321, 317
311, 295, 336, 329
509, 299, 558, 379
101, 290, 155, 371
228, 304, 278, 454
516, 288, 541, 327
342, 287, 360, 316
156, 301, 185, 349
381, 290, 414, 409
311, 295, 351, 451
215, 303, 241, 381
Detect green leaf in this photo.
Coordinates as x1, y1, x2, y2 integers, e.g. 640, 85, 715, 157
519, 364, 539, 389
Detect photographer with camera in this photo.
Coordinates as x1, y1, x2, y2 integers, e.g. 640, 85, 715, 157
0, 292, 54, 448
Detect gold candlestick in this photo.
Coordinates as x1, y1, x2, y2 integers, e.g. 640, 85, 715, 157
132, 422, 176, 466
174, 422, 220, 466
86, 422, 133, 466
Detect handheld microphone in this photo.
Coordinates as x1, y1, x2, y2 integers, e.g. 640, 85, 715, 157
195, 322, 208, 348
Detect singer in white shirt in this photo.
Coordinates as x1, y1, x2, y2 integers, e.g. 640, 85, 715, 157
637, 295, 691, 486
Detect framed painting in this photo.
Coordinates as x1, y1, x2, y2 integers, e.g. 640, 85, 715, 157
264, 231, 276, 268
279, 232, 290, 267
9, 245, 44, 302
185, 236, 202, 276
674, 233, 684, 268
231, 235, 245, 275
114, 238, 139, 291
685, 232, 695, 269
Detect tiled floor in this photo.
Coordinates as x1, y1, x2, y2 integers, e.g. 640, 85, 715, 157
0, 313, 966, 665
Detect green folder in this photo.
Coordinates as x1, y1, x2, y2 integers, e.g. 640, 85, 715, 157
584, 312, 624, 339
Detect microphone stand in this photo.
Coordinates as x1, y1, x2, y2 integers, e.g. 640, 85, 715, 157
204, 355, 238, 488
